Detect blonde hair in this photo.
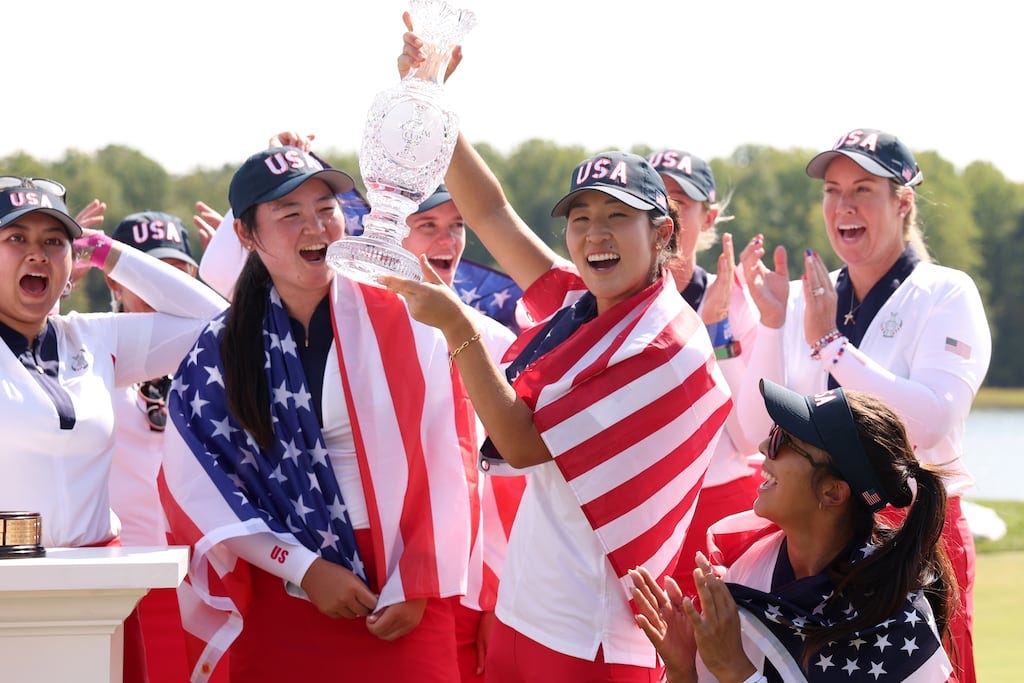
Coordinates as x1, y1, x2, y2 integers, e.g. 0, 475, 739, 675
694, 189, 735, 253
894, 184, 931, 263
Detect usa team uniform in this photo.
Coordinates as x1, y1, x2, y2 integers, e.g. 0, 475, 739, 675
0, 246, 225, 547
486, 265, 731, 680
737, 253, 991, 680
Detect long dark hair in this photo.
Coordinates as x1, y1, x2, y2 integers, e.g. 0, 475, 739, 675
221, 206, 274, 448
804, 390, 954, 660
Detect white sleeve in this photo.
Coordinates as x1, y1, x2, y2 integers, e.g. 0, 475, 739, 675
197, 209, 245, 301
221, 532, 319, 588
822, 340, 976, 450
105, 247, 228, 385
735, 324, 785, 448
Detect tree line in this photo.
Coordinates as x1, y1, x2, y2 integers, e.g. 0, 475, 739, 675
4, 139, 1020, 386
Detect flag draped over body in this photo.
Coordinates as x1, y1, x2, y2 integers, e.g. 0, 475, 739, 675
502, 265, 732, 598
160, 276, 471, 682
706, 511, 953, 682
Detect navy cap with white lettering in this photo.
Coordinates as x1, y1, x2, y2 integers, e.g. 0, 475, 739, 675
229, 146, 356, 217
806, 128, 923, 187
551, 151, 669, 218
0, 182, 82, 238
648, 149, 716, 202
759, 378, 889, 512
112, 211, 198, 268
414, 184, 453, 215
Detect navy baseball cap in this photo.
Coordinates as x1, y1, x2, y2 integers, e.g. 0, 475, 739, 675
648, 149, 716, 202
414, 184, 453, 215
0, 179, 82, 238
551, 151, 669, 218
112, 211, 198, 268
759, 378, 888, 512
806, 128, 923, 187
228, 146, 355, 217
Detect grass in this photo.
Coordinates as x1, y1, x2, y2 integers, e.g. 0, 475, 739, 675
974, 386, 1024, 409
970, 499, 1024, 682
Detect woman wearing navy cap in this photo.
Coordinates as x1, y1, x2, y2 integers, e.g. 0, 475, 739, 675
630, 380, 955, 682
381, 29, 732, 683
735, 128, 990, 681
160, 147, 475, 682
0, 177, 227, 683
647, 149, 763, 599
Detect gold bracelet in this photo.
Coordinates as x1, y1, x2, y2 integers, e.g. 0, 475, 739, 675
449, 332, 481, 371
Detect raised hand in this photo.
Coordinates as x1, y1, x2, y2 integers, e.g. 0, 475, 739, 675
701, 232, 736, 325
629, 566, 698, 683
740, 234, 790, 329
680, 553, 757, 682
192, 201, 224, 251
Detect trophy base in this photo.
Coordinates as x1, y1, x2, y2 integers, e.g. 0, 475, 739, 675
0, 511, 45, 560
326, 237, 423, 286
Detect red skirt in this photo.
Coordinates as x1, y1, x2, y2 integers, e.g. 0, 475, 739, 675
228, 530, 459, 682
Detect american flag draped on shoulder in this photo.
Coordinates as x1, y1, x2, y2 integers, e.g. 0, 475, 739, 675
706, 511, 953, 682
160, 277, 471, 682
505, 265, 732, 599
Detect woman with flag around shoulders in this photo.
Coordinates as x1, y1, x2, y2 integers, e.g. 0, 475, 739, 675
734, 128, 990, 682
630, 380, 956, 682
379, 24, 732, 683
160, 146, 473, 682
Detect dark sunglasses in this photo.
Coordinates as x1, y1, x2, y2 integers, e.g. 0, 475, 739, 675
137, 377, 171, 432
767, 424, 831, 470
0, 176, 67, 200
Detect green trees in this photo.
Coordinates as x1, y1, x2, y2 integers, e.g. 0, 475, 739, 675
3, 140, 1020, 385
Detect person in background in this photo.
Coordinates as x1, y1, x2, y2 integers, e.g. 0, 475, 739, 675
630, 380, 955, 682
648, 149, 762, 597
106, 210, 215, 683
736, 128, 991, 681
161, 147, 473, 682
0, 176, 227, 683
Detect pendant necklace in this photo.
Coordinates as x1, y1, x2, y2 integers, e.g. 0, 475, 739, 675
844, 290, 863, 326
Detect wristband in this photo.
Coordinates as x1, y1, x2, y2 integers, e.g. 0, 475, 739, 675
73, 233, 114, 269
714, 339, 742, 360
706, 317, 733, 348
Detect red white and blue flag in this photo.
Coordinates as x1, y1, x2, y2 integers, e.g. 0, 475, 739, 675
707, 512, 953, 681
508, 266, 732, 598
160, 277, 471, 681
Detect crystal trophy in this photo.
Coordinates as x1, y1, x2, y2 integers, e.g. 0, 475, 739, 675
327, 0, 476, 284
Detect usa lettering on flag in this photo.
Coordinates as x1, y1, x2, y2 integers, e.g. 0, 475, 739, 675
514, 266, 732, 597
944, 336, 972, 360
707, 512, 953, 682
160, 276, 471, 682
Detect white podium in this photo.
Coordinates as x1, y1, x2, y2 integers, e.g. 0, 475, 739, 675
0, 546, 188, 683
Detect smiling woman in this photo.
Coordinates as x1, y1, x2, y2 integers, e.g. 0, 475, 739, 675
160, 146, 475, 683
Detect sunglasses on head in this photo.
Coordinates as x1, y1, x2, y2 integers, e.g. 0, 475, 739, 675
767, 424, 831, 470
0, 176, 67, 200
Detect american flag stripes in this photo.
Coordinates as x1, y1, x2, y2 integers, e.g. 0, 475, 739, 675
514, 267, 732, 598
161, 276, 471, 681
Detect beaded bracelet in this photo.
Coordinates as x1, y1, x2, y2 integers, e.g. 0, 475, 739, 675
449, 332, 481, 371
809, 329, 843, 360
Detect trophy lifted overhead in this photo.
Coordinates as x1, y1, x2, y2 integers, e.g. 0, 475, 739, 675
327, 0, 476, 285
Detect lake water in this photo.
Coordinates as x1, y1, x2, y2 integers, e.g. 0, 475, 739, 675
962, 408, 1024, 501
